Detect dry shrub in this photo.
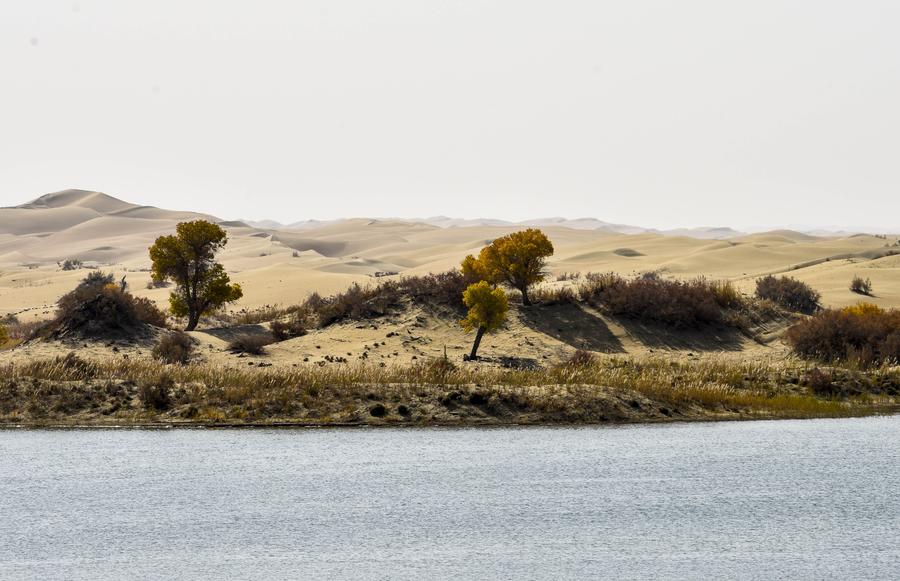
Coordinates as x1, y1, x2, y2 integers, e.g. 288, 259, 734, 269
533, 286, 577, 305
228, 333, 274, 355
314, 282, 401, 327
271, 318, 307, 341
804, 368, 837, 396
52, 271, 168, 337
786, 304, 900, 366
710, 280, 744, 309
755, 275, 820, 315
580, 274, 727, 328
152, 332, 194, 364
139, 374, 174, 410
578, 272, 623, 301
307, 270, 469, 328
566, 349, 595, 367
131, 296, 168, 327
850, 276, 873, 296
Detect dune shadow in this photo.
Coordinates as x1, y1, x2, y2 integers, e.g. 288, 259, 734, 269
520, 303, 625, 353
196, 324, 270, 342
614, 318, 745, 352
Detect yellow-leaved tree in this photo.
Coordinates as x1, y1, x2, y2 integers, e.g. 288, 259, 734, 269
461, 228, 553, 306
460, 281, 509, 360
149, 220, 243, 331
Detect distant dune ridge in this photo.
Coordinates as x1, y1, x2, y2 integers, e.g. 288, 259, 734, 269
1, 189, 899, 318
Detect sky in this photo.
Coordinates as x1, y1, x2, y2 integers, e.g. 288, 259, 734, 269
1, 1, 899, 230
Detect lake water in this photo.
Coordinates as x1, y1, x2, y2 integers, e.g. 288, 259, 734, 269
2, 417, 899, 580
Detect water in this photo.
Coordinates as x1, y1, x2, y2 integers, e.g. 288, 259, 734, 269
2, 417, 899, 580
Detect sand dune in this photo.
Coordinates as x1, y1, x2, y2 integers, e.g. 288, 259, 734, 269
1, 191, 898, 320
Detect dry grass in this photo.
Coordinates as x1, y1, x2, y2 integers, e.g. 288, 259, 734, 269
1, 354, 896, 426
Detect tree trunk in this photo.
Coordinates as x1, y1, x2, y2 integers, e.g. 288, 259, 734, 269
185, 310, 200, 332
468, 326, 486, 360
520, 286, 531, 306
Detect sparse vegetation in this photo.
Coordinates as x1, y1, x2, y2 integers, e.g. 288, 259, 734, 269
271, 318, 307, 341
227, 333, 274, 355
149, 220, 243, 331
152, 332, 194, 364
850, 275, 873, 296
0, 355, 895, 427
461, 228, 554, 305
755, 275, 820, 315
59, 259, 83, 271
138, 374, 173, 410
578, 273, 739, 328
786, 303, 900, 366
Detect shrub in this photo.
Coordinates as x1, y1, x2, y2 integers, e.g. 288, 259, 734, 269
850, 276, 873, 296
804, 368, 837, 396
131, 296, 168, 327
228, 333, 274, 355
305, 270, 470, 328
52, 272, 168, 337
566, 349, 595, 367
755, 275, 820, 314
60, 259, 83, 271
786, 304, 900, 366
138, 374, 174, 410
577, 272, 624, 301
0, 324, 7, 346
152, 332, 194, 364
3, 319, 47, 341
533, 286, 577, 305
710, 280, 744, 309
581, 275, 725, 328
271, 318, 307, 341
398, 270, 470, 310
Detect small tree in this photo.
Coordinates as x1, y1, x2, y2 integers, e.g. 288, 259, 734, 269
461, 228, 553, 306
149, 220, 243, 331
850, 276, 873, 296
460, 281, 509, 360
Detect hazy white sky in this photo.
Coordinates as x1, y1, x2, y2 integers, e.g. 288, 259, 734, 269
2, 1, 898, 229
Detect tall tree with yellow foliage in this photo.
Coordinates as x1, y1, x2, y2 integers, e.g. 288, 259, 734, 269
461, 228, 553, 306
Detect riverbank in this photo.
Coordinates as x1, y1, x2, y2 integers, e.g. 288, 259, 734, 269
2, 354, 898, 427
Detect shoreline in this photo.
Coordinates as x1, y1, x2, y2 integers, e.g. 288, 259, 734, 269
4, 405, 899, 430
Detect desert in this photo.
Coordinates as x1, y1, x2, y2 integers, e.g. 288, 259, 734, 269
1, 189, 897, 427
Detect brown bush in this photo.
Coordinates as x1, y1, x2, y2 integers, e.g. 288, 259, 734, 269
52, 271, 168, 337
533, 286, 577, 305
228, 333, 274, 355
305, 270, 469, 328
130, 296, 168, 327
786, 305, 900, 366
755, 275, 820, 315
581, 274, 727, 328
152, 332, 194, 364
271, 318, 307, 341
850, 276, 873, 296
804, 368, 837, 396
566, 349, 595, 367
139, 374, 174, 410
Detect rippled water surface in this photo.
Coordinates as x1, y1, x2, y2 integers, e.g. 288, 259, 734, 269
2, 417, 900, 580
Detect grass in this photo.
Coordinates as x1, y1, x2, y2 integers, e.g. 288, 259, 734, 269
1, 355, 896, 426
